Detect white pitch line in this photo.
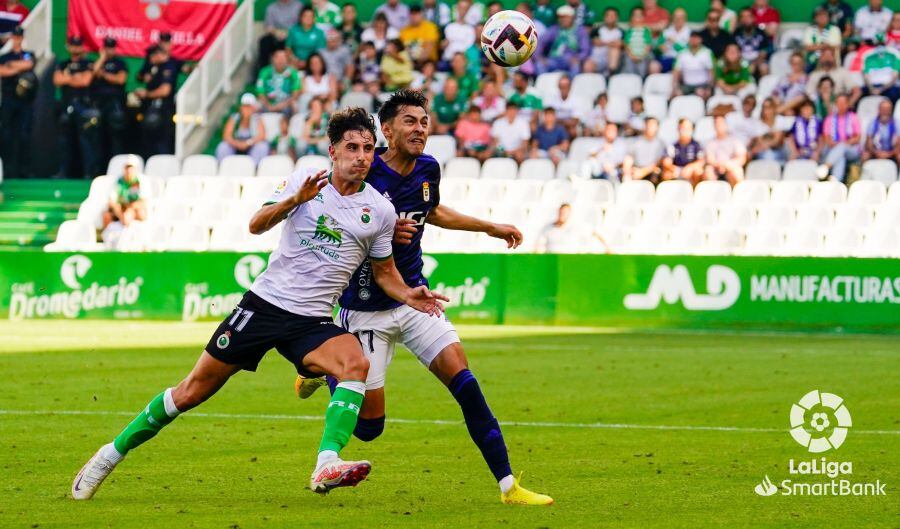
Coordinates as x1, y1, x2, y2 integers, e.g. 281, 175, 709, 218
0, 409, 897, 435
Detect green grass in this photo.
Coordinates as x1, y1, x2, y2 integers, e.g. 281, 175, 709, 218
0, 321, 897, 528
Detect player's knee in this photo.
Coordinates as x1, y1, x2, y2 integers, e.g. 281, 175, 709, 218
342, 354, 369, 381
353, 415, 385, 442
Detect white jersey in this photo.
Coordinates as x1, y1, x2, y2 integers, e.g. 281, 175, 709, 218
251, 168, 397, 317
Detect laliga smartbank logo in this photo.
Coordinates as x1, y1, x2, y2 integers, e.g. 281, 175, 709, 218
421, 255, 489, 309
753, 390, 886, 498
624, 264, 740, 311
9, 255, 143, 319
182, 255, 266, 321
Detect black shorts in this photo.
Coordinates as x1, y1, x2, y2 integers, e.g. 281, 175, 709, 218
205, 290, 348, 377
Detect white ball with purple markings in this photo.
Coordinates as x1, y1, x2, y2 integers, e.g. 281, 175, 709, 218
480, 10, 538, 67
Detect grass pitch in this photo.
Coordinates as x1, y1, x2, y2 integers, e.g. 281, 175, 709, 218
0, 321, 897, 528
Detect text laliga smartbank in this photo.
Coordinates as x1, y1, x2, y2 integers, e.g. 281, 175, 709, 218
779, 459, 885, 495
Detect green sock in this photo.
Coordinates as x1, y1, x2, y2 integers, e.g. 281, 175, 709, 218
318, 381, 365, 454
113, 389, 180, 455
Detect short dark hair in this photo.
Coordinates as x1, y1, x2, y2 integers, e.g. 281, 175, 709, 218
378, 88, 429, 124
327, 107, 377, 146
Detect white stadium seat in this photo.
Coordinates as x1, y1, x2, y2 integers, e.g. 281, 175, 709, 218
218, 155, 255, 177
756, 204, 795, 229
622, 227, 667, 254
295, 154, 331, 173
770, 181, 810, 204
657, 117, 679, 146
167, 224, 210, 252
794, 204, 834, 229
534, 72, 564, 99
481, 158, 518, 180
162, 177, 203, 202
823, 227, 863, 257
555, 159, 580, 179
541, 180, 575, 204
607, 73, 643, 99
873, 204, 900, 230
505, 179, 542, 203
440, 178, 471, 204
856, 95, 886, 125
140, 175, 165, 201
45, 220, 98, 252
768, 50, 793, 77
189, 201, 230, 229
256, 155, 294, 178
693, 116, 716, 145
424, 135, 457, 166
445, 157, 481, 179
572, 179, 615, 205
745, 159, 782, 181
567, 204, 603, 231
666, 227, 705, 254
778, 28, 805, 49
718, 204, 757, 231
693, 180, 731, 205
181, 154, 218, 177
861, 160, 898, 186
643, 95, 668, 120
641, 204, 679, 227
782, 160, 818, 181
809, 181, 847, 204
642, 73, 673, 99
667, 95, 705, 123
755, 74, 779, 100
704, 227, 742, 254
617, 180, 655, 204
154, 202, 191, 224
518, 158, 555, 180
861, 228, 900, 257
241, 178, 276, 204
679, 205, 717, 228
655, 180, 692, 204
259, 112, 284, 141
339, 91, 375, 113
731, 180, 771, 204
571, 73, 606, 102
847, 181, 887, 205
834, 204, 874, 229
783, 228, 824, 256
144, 155, 180, 179
138, 222, 172, 252
706, 94, 741, 114
889, 182, 900, 205
742, 228, 783, 255
106, 154, 143, 178
201, 177, 242, 201
567, 137, 604, 164
601, 204, 641, 228
209, 223, 250, 251
603, 95, 632, 124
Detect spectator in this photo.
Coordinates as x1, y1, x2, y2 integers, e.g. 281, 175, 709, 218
565, 0, 596, 28
507, 71, 544, 125
888, 12, 900, 50
431, 76, 466, 134
0, 0, 29, 43
455, 106, 493, 161
312, 0, 341, 29
451, 0, 484, 26
422, 0, 452, 27
54, 36, 99, 178
270, 115, 299, 161
215, 93, 269, 164
854, 0, 893, 43
472, 80, 506, 122
362, 13, 400, 58
355, 41, 381, 86
788, 99, 823, 161
339, 3, 364, 52
543, 75, 580, 138
662, 119, 706, 184
302, 53, 339, 107
661, 8, 690, 71
400, 5, 440, 66
380, 39, 414, 91
623, 96, 646, 137
806, 48, 861, 106
259, 0, 302, 69
537, 5, 590, 76
862, 99, 900, 162
734, 8, 771, 76
587, 7, 623, 76
804, 7, 842, 69
533, 0, 557, 29
711, 0, 737, 32
582, 123, 628, 182
674, 31, 714, 100
623, 117, 665, 182
0, 25, 35, 179
641, 0, 670, 35
531, 107, 570, 164
490, 102, 530, 163
135, 45, 176, 157
154, 32, 187, 78
813, 75, 836, 119
698, 9, 735, 58
704, 116, 747, 184
102, 155, 146, 228
536, 204, 581, 253
726, 95, 765, 144
287, 7, 326, 70
820, 0, 855, 39
486, 1, 503, 20
517, 2, 548, 37
773, 52, 809, 114
440, 13, 476, 65
256, 48, 301, 116
411, 60, 441, 94
448, 52, 478, 101
715, 43, 753, 96
581, 93, 609, 136
749, 97, 788, 162
298, 96, 331, 155
861, 37, 900, 102
92, 37, 129, 166
622, 7, 654, 77
751, 0, 781, 38
820, 93, 861, 182
374, 0, 411, 30
320, 29, 354, 82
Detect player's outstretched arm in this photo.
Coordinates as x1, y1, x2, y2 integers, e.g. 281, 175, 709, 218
425, 204, 523, 249
370, 256, 449, 317
248, 170, 328, 234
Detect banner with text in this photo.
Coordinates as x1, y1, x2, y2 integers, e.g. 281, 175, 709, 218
67, 0, 236, 60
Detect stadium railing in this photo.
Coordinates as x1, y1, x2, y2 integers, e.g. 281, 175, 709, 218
0, 0, 52, 59
175, 0, 254, 159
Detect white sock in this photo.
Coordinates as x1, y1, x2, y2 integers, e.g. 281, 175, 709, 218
316, 450, 339, 470
100, 443, 124, 465
163, 387, 182, 417
499, 474, 515, 494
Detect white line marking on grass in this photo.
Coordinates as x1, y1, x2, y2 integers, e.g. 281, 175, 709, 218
0, 409, 898, 435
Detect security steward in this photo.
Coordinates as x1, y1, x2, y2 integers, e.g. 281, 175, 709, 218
92, 37, 128, 166
54, 35, 100, 179
134, 44, 176, 156
0, 25, 36, 178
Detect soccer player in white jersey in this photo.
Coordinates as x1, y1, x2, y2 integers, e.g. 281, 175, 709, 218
297, 90, 553, 505
71, 108, 448, 499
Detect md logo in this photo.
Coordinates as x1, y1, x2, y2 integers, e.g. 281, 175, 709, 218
624, 264, 741, 311
234, 255, 267, 289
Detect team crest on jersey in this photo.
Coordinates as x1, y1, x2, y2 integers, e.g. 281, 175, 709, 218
422, 182, 430, 201
359, 288, 371, 300
361, 207, 371, 224
216, 331, 231, 349
313, 214, 343, 246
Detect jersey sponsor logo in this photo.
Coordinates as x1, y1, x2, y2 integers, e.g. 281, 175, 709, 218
313, 214, 343, 246
398, 211, 427, 226
623, 264, 741, 311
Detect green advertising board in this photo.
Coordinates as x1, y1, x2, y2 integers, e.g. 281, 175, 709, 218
1, 250, 898, 333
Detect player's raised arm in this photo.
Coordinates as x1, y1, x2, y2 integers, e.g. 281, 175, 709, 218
425, 204, 523, 249
369, 255, 448, 317
248, 169, 328, 234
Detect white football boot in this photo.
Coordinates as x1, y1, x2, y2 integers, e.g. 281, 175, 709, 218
309, 458, 371, 493
72, 448, 118, 500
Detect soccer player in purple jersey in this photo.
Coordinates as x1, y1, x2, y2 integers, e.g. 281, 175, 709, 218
297, 90, 553, 505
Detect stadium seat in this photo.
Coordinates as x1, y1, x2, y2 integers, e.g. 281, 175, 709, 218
834, 204, 874, 229
644, 95, 668, 120
218, 155, 256, 177
107, 154, 143, 178
154, 202, 191, 224
567, 137, 604, 164
139, 222, 172, 252
555, 159, 579, 179
601, 203, 642, 228
505, 179, 542, 204
642, 73, 673, 99
718, 204, 757, 231
782, 160, 818, 181
794, 204, 834, 229
162, 177, 203, 202
755, 74, 779, 101
704, 227, 742, 254
76, 200, 107, 230
475, 179, 507, 202
777, 28, 805, 49
768, 50, 793, 77
679, 204, 717, 228
189, 200, 230, 229
256, 155, 294, 178
744, 160, 780, 182
481, 158, 518, 180
241, 178, 276, 204
641, 204, 679, 227
339, 91, 375, 113
756, 204, 795, 229
617, 180, 655, 204
742, 227, 783, 255
424, 135, 457, 166
847, 180, 887, 205
809, 181, 847, 204
247, 225, 281, 252
668, 95, 705, 123
706, 94, 741, 114
655, 180, 692, 204
657, 117, 679, 146
666, 227, 705, 254
490, 203, 530, 227
440, 178, 471, 204
140, 175, 165, 201
693, 180, 731, 205
209, 223, 250, 251
889, 181, 900, 205
873, 204, 900, 230
604, 95, 631, 124
288, 112, 307, 139
693, 116, 716, 145
167, 223, 210, 251
181, 154, 218, 177
861, 227, 900, 257
622, 226, 667, 254
567, 204, 603, 230
770, 181, 810, 204
259, 112, 284, 142
571, 73, 606, 102
607, 73, 643, 100
144, 155, 180, 179
823, 227, 863, 257
295, 154, 331, 172
856, 96, 887, 126
572, 179, 615, 205
445, 157, 481, 179
534, 72, 564, 99
201, 177, 242, 201
861, 160, 898, 186
518, 158, 555, 180
45, 220, 99, 252
783, 228, 825, 256
732, 180, 771, 204
541, 179, 575, 204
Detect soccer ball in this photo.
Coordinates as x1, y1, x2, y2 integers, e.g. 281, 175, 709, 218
480, 10, 538, 68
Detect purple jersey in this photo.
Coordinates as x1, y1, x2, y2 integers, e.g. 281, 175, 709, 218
339, 148, 441, 311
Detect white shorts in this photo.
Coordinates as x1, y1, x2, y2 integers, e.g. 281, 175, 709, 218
336, 305, 460, 390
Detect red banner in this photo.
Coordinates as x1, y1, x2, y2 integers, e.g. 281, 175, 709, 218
67, 0, 237, 61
